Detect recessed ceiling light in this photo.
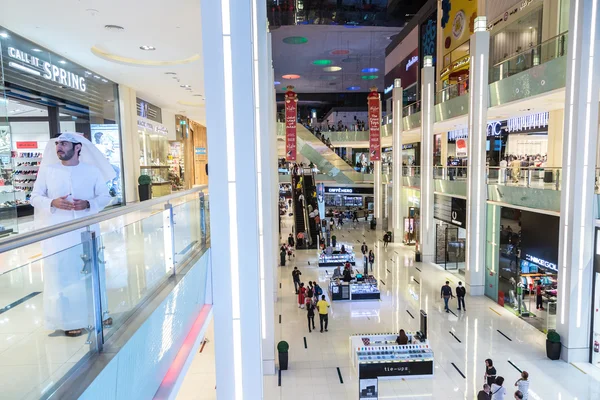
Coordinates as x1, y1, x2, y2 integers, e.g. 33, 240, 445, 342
180, 84, 191, 88
347, 86, 361, 91
282, 36, 308, 45
312, 59, 333, 65
93, 75, 101, 79
323, 66, 342, 72
0, 32, 8, 39
101, 79, 108, 83
282, 74, 301, 80
361, 75, 378, 80
32, 48, 42, 52
106, 99, 114, 102
140, 45, 156, 51
362, 68, 379, 73
84, 71, 92, 75
165, 72, 177, 75
274, 81, 281, 85
529, 26, 533, 29
58, 60, 67, 65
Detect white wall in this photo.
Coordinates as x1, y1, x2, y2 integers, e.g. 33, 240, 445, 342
506, 134, 548, 156
10, 121, 50, 152
162, 110, 177, 141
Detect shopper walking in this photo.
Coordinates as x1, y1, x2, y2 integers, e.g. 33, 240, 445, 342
456, 281, 466, 311
280, 245, 287, 267
514, 371, 529, 400
478, 384, 492, 400
361, 242, 368, 255
292, 267, 302, 294
306, 300, 316, 332
313, 282, 323, 302
329, 217, 335, 231
317, 295, 330, 332
440, 281, 454, 312
368, 250, 375, 272
514, 391, 523, 400
288, 233, 295, 248
491, 376, 507, 400
484, 359, 497, 387
298, 283, 306, 309
306, 282, 314, 300
535, 281, 544, 311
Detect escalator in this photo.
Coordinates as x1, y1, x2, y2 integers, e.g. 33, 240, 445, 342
296, 125, 364, 184
291, 174, 306, 248
302, 173, 319, 249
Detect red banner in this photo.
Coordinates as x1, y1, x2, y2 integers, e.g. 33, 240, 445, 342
16, 141, 38, 149
284, 86, 298, 161
368, 88, 381, 161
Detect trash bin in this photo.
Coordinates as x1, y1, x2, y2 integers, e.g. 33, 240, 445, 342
543, 170, 553, 183
370, 218, 376, 230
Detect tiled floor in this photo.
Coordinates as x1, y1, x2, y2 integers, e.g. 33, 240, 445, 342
179, 214, 600, 400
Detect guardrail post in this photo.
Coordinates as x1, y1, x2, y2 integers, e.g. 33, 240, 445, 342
526, 169, 532, 188
555, 169, 560, 191
81, 230, 103, 353
164, 202, 176, 277
199, 192, 207, 245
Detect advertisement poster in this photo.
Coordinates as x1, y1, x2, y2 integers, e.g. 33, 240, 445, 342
441, 0, 478, 56
359, 378, 378, 399
91, 124, 123, 203
455, 138, 468, 158
367, 89, 381, 161
284, 86, 298, 161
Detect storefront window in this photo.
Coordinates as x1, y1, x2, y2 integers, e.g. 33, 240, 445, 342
0, 26, 123, 234
489, 6, 543, 66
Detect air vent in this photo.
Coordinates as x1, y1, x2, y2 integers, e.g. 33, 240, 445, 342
104, 24, 124, 31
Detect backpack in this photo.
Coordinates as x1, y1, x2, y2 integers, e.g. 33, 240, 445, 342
316, 286, 323, 296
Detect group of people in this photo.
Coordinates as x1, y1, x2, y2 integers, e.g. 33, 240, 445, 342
440, 281, 467, 312
360, 241, 375, 275
292, 267, 331, 333
478, 359, 530, 400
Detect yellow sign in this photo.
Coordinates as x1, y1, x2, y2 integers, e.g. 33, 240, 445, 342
441, 0, 478, 56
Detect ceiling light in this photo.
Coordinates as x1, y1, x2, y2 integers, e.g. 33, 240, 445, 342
106, 99, 114, 102
180, 84, 191, 88
330, 49, 350, 55
0, 33, 8, 39
84, 71, 92, 75
361, 75, 378, 80
31, 48, 42, 53
58, 60, 67, 65
165, 72, 177, 75
282, 36, 308, 45
323, 66, 342, 72
93, 75, 100, 79
529, 26, 533, 29
140, 45, 156, 51
282, 74, 301, 80
347, 86, 361, 91
362, 68, 379, 73
101, 79, 108, 83
312, 59, 333, 65
274, 81, 281, 85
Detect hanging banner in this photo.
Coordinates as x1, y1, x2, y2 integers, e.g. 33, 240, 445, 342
456, 138, 468, 158
368, 87, 381, 161
285, 86, 298, 161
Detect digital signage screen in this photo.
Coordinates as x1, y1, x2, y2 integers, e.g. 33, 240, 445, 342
520, 211, 559, 272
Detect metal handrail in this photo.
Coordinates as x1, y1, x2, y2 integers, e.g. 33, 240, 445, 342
0, 185, 209, 254
490, 31, 568, 69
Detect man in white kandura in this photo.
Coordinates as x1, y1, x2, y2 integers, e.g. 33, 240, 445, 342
31, 132, 115, 337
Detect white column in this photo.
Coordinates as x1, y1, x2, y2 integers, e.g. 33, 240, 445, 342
557, 0, 600, 363
117, 85, 140, 203
374, 92, 383, 222
392, 79, 404, 242
253, 1, 276, 373
419, 57, 435, 261
200, 0, 263, 398
465, 18, 490, 296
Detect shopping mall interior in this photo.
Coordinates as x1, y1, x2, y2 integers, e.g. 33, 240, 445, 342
1, 0, 600, 399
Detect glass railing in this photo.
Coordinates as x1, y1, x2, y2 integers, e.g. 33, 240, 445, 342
489, 32, 568, 84
487, 167, 561, 191
436, 80, 469, 104
433, 166, 468, 180
402, 166, 421, 177
0, 186, 209, 399
403, 101, 421, 117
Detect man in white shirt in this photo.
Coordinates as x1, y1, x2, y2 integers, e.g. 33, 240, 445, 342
499, 157, 508, 184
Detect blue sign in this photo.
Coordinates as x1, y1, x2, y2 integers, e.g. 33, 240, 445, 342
195, 147, 207, 155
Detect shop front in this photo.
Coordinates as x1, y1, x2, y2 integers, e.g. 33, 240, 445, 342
0, 26, 122, 235
494, 207, 559, 333
384, 46, 419, 112
324, 186, 374, 217
138, 114, 172, 198
433, 194, 466, 271
401, 187, 420, 245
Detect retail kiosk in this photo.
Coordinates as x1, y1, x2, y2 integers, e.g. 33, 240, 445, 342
318, 243, 356, 267
329, 276, 380, 301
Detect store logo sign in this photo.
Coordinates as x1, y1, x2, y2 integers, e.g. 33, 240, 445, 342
507, 112, 549, 132
525, 254, 557, 272
405, 56, 419, 71
384, 84, 394, 94
7, 47, 86, 92
328, 187, 353, 194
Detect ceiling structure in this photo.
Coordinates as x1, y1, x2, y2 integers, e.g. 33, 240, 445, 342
271, 24, 402, 94
0, 0, 206, 123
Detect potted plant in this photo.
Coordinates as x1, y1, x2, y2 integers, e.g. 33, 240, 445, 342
331, 235, 337, 247
546, 330, 561, 360
277, 340, 289, 370
138, 175, 152, 201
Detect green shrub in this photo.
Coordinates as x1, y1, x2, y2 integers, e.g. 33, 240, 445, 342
138, 175, 152, 186
277, 341, 289, 353
547, 330, 560, 343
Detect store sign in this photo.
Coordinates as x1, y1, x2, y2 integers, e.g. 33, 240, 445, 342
138, 119, 168, 136
359, 359, 433, 379
195, 147, 207, 155
284, 86, 298, 161
384, 84, 394, 95
7, 47, 86, 92
507, 112, 549, 132
449, 121, 506, 141
455, 138, 468, 158
434, 195, 466, 228
525, 254, 558, 272
326, 187, 374, 195
384, 48, 419, 98
367, 89, 381, 161
406, 55, 419, 71
16, 141, 38, 149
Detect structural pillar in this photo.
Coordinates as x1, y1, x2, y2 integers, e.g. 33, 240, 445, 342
419, 57, 435, 261
391, 79, 404, 242
118, 84, 140, 203
465, 18, 490, 296
200, 0, 264, 397
546, 109, 564, 168
373, 89, 382, 222
556, 0, 600, 363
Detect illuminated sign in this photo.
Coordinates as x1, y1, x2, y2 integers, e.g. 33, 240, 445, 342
326, 187, 374, 195
7, 47, 86, 92
525, 253, 557, 272
406, 56, 419, 71
384, 84, 394, 94
448, 121, 504, 140
507, 112, 549, 132
327, 188, 353, 194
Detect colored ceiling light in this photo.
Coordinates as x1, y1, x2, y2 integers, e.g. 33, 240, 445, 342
361, 75, 378, 80
274, 81, 281, 85
312, 59, 333, 65
362, 67, 379, 73
330, 49, 350, 55
282, 74, 301, 80
347, 86, 361, 91
282, 36, 308, 44
323, 66, 342, 72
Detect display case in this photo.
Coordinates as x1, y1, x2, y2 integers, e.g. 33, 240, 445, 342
319, 244, 356, 267
140, 166, 172, 197
329, 277, 380, 301
350, 333, 434, 380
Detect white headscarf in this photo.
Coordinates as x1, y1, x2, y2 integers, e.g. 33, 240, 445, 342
40, 132, 116, 182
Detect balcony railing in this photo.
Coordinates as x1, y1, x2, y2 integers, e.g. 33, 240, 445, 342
489, 32, 568, 84
436, 79, 469, 104
403, 101, 421, 117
